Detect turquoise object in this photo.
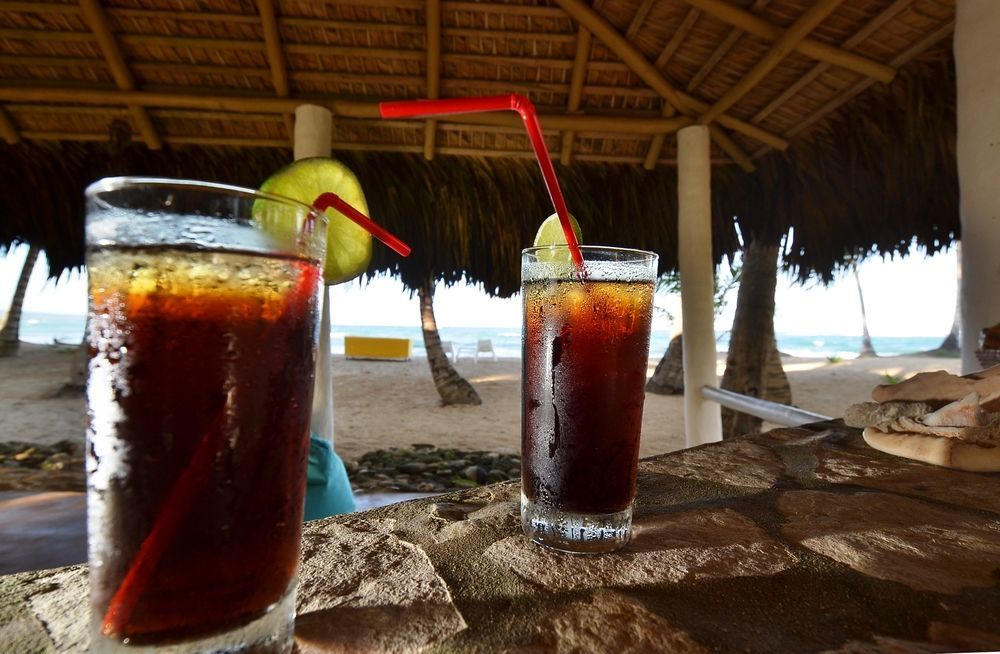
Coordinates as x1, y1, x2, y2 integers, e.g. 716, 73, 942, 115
304, 434, 356, 520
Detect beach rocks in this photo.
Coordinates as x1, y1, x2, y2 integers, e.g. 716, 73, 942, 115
0, 441, 84, 492
348, 445, 520, 493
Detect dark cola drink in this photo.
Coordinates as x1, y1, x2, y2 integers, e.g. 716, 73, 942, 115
521, 246, 657, 553
87, 245, 321, 648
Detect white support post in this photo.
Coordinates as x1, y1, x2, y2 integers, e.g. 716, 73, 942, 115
677, 125, 722, 446
295, 104, 335, 442
955, 2, 1000, 373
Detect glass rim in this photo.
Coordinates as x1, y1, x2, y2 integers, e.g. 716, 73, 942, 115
85, 176, 326, 223
521, 244, 658, 260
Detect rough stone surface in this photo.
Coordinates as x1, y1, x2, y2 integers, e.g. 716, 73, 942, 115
643, 439, 785, 489
819, 636, 949, 653
3, 424, 1000, 653
813, 447, 1000, 515
349, 446, 521, 493
779, 490, 1000, 593
0, 565, 87, 651
0, 441, 85, 492
485, 508, 798, 591
509, 590, 710, 654
296, 519, 466, 653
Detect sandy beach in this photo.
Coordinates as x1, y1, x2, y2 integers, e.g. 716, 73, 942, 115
0, 343, 961, 461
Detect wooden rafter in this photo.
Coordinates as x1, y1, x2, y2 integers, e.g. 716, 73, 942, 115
0, 107, 19, 144
559, 0, 615, 165
552, 0, 760, 171
779, 20, 954, 143
687, 0, 769, 93
643, 8, 701, 169
625, 0, 656, 40
698, 0, 843, 126
752, 0, 913, 125
424, 0, 441, 160
655, 8, 700, 69
255, 0, 293, 145
681, 0, 895, 83
0, 86, 694, 136
77, 0, 162, 150
558, 26, 592, 165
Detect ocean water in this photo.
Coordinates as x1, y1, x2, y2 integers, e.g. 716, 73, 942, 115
17, 311, 944, 360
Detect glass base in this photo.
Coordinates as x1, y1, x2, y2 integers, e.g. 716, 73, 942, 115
90, 583, 296, 653
521, 493, 632, 554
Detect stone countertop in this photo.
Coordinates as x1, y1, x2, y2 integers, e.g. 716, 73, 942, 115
3, 424, 1000, 653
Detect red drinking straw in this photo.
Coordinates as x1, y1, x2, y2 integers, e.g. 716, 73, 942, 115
312, 193, 411, 257
379, 94, 584, 268
101, 194, 409, 638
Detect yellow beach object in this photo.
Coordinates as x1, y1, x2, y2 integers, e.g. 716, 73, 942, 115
344, 336, 412, 361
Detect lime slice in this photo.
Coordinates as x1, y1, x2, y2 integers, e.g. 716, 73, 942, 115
258, 157, 373, 285
533, 212, 582, 248
533, 212, 582, 263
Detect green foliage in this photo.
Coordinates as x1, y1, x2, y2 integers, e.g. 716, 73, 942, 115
826, 355, 843, 364
655, 258, 742, 322
882, 372, 902, 385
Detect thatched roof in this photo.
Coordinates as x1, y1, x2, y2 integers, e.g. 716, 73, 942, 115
0, 0, 958, 292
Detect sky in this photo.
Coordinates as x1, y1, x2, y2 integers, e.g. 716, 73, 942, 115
0, 242, 957, 338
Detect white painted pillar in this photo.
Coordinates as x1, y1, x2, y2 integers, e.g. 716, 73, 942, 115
295, 104, 335, 442
955, 3, 1000, 373
294, 104, 332, 160
677, 125, 722, 446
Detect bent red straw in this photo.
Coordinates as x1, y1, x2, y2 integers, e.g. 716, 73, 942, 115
379, 94, 583, 267
312, 192, 412, 257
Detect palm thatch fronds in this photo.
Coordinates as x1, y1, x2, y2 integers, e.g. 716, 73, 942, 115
0, 59, 957, 294
344, 153, 742, 297
0, 143, 739, 296
717, 59, 957, 283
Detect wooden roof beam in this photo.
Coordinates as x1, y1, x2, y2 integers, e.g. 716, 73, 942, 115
255, 0, 293, 146
687, 0, 769, 93
553, 0, 768, 171
779, 20, 954, 144
424, 0, 441, 160
0, 107, 19, 144
698, 0, 843, 126
656, 8, 700, 69
78, 0, 162, 150
681, 0, 895, 83
559, 26, 592, 165
625, 0, 656, 40
0, 86, 693, 135
752, 0, 913, 124
643, 8, 701, 169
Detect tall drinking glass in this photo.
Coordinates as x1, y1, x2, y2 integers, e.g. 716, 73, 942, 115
85, 178, 327, 653
521, 246, 658, 553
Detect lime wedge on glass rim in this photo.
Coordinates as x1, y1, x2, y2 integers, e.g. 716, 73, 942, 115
256, 157, 373, 285
532, 212, 582, 263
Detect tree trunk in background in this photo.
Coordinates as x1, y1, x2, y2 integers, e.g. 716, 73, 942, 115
937, 242, 961, 353
0, 244, 40, 357
418, 277, 481, 406
720, 240, 790, 438
646, 333, 684, 394
853, 261, 877, 358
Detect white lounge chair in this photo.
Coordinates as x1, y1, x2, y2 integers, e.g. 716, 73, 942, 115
474, 339, 497, 363
440, 340, 457, 361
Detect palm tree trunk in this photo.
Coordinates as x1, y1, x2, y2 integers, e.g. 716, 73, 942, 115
0, 244, 40, 357
417, 277, 481, 405
646, 333, 684, 394
720, 240, 790, 438
852, 261, 877, 358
